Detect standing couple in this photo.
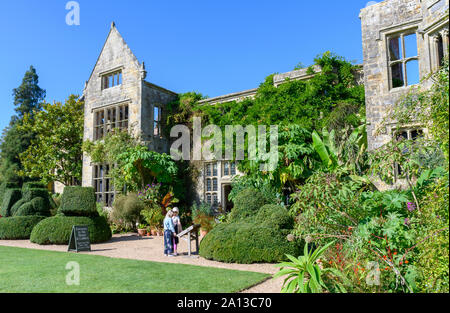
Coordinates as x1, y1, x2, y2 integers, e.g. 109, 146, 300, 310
163, 207, 182, 257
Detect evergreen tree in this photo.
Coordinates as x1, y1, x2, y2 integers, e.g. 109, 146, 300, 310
0, 66, 46, 184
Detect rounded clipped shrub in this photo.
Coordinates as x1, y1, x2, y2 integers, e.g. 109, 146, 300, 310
1, 188, 22, 217
15, 197, 51, 217
229, 188, 269, 221
0, 216, 46, 239
10, 198, 28, 216
30, 215, 112, 245
59, 186, 97, 216
199, 221, 302, 264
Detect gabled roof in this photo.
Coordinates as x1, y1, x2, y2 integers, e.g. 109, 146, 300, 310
85, 22, 141, 87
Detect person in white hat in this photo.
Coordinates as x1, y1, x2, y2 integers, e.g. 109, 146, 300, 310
171, 207, 183, 256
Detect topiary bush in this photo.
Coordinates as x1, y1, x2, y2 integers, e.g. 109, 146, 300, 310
23, 188, 51, 202
199, 221, 302, 264
59, 186, 97, 216
199, 204, 302, 264
0, 188, 22, 217
229, 188, 269, 222
0, 182, 21, 207
10, 198, 28, 216
15, 197, 51, 217
30, 215, 112, 245
22, 182, 47, 192
0, 216, 46, 239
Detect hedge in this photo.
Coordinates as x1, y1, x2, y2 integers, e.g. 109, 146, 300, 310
23, 188, 51, 202
59, 186, 97, 216
0, 216, 46, 239
15, 197, 51, 217
199, 204, 302, 264
0, 182, 21, 206
30, 216, 112, 245
22, 182, 47, 192
0, 189, 22, 217
229, 188, 269, 222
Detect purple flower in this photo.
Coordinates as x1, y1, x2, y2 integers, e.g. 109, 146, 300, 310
407, 202, 416, 212
404, 218, 410, 226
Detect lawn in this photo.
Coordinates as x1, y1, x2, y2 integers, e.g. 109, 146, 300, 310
0, 246, 269, 293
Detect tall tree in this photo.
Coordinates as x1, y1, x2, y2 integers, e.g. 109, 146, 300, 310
12, 66, 46, 121
18, 95, 84, 186
0, 66, 46, 184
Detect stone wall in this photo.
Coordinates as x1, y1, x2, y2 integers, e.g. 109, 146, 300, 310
360, 0, 449, 151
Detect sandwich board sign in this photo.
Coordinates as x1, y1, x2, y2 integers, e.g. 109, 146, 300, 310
68, 225, 91, 252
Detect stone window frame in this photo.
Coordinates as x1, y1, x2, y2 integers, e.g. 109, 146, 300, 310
93, 163, 115, 207
386, 29, 420, 90
430, 27, 449, 71
153, 105, 163, 138
391, 125, 427, 181
99, 67, 124, 91
205, 162, 219, 207
223, 161, 237, 176
93, 103, 129, 141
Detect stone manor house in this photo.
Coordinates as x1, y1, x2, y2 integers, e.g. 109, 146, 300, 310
77, 0, 449, 209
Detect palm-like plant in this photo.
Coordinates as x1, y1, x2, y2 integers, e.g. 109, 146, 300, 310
274, 241, 347, 293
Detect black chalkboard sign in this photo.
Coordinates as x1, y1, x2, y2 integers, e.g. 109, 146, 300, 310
68, 225, 91, 252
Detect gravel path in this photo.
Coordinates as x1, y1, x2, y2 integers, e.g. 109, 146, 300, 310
0, 233, 282, 293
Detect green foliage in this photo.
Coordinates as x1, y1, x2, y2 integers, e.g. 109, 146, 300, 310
141, 207, 165, 230
0, 66, 46, 184
0, 188, 22, 217
22, 182, 46, 191
117, 145, 178, 191
59, 186, 97, 216
274, 242, 347, 293
191, 202, 216, 232
22, 188, 50, 202
0, 216, 46, 239
15, 197, 51, 217
199, 221, 301, 264
255, 204, 293, 229
200, 201, 300, 263
30, 216, 112, 245
0, 182, 20, 209
110, 193, 145, 230
229, 188, 270, 221
10, 198, 27, 216
415, 176, 449, 293
18, 95, 84, 186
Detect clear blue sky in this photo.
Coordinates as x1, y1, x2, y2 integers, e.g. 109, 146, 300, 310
0, 0, 374, 132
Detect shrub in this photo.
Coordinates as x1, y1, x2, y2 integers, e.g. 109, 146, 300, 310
110, 193, 145, 229
23, 188, 50, 202
30, 215, 112, 245
10, 198, 27, 216
199, 221, 302, 264
0, 216, 46, 239
199, 203, 301, 264
0, 189, 22, 217
15, 197, 51, 217
59, 186, 97, 216
0, 182, 21, 206
22, 182, 47, 191
255, 204, 294, 229
229, 188, 269, 221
